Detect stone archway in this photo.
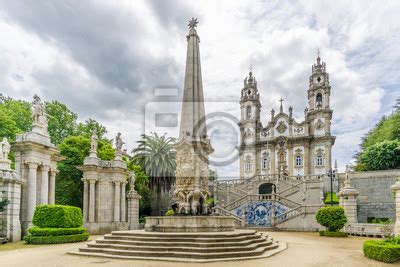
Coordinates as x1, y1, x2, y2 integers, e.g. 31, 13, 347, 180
259, 183, 276, 195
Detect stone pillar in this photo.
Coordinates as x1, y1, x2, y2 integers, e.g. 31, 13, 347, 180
391, 180, 400, 236
303, 144, 310, 175
288, 145, 293, 176
120, 182, 126, 222
338, 177, 359, 224
27, 162, 38, 226
40, 165, 50, 204
114, 181, 121, 222
89, 179, 96, 223
127, 190, 141, 230
49, 169, 56, 204
82, 178, 89, 222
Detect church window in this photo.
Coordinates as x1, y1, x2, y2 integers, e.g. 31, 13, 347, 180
295, 155, 303, 167
316, 155, 324, 166
246, 105, 252, 119
316, 93, 323, 107
245, 162, 252, 172
262, 158, 268, 169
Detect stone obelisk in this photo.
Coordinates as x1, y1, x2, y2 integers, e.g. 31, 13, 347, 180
173, 18, 214, 215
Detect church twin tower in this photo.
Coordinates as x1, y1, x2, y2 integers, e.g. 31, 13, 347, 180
239, 54, 335, 179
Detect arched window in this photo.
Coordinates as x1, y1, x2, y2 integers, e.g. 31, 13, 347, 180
316, 155, 324, 166
259, 183, 276, 195
246, 105, 252, 119
316, 93, 323, 107
245, 162, 252, 172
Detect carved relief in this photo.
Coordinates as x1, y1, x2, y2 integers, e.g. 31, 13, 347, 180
276, 121, 287, 134
315, 119, 324, 131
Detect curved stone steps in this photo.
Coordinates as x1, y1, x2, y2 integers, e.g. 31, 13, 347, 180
69, 229, 287, 262
86, 239, 273, 253
95, 235, 268, 247
103, 233, 262, 243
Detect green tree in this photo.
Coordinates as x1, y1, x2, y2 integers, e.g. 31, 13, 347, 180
45, 100, 78, 146
0, 95, 32, 134
132, 133, 176, 215
0, 106, 19, 140
77, 118, 109, 140
359, 140, 400, 171
56, 135, 114, 208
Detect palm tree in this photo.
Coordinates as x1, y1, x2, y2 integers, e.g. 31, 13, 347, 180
132, 133, 176, 214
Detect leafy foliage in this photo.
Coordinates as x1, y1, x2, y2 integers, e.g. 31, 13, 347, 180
24, 233, 89, 244
0, 199, 10, 212
165, 209, 175, 216
127, 161, 153, 217
363, 239, 400, 263
28, 227, 86, 236
77, 118, 109, 141
324, 192, 339, 205
45, 100, 78, 145
316, 206, 347, 232
356, 108, 400, 171
32, 205, 83, 228
359, 140, 400, 171
56, 136, 114, 208
319, 231, 348, 237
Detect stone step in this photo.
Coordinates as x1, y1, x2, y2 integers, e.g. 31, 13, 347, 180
78, 242, 279, 259
96, 235, 267, 247
110, 229, 256, 238
103, 232, 263, 243
87, 239, 273, 253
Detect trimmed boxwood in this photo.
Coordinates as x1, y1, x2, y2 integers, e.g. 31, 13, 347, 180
28, 227, 86, 237
316, 206, 347, 232
319, 231, 348, 237
24, 233, 89, 244
363, 240, 400, 263
32, 205, 82, 228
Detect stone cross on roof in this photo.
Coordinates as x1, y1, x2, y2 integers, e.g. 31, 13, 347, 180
279, 97, 284, 112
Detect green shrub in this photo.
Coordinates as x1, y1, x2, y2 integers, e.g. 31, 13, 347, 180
316, 206, 347, 232
205, 198, 215, 205
32, 205, 82, 228
28, 227, 86, 236
319, 231, 348, 237
165, 209, 175, 216
371, 218, 391, 224
363, 240, 400, 263
24, 233, 89, 244
324, 192, 339, 205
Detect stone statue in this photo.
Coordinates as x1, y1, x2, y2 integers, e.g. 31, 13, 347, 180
32, 94, 46, 126
1, 137, 10, 160
115, 132, 125, 153
128, 171, 136, 187
89, 134, 98, 157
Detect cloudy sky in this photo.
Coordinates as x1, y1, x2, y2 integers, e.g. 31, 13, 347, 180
0, 1, 399, 177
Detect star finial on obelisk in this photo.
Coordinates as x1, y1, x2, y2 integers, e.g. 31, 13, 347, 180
188, 17, 199, 29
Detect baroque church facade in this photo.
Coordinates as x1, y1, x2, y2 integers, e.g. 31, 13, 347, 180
239, 55, 335, 179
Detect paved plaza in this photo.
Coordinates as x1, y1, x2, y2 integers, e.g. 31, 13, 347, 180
0, 232, 390, 267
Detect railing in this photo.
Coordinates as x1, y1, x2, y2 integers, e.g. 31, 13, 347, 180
274, 205, 322, 225
213, 206, 245, 227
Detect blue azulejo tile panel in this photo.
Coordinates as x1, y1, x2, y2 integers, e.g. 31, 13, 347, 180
234, 202, 288, 226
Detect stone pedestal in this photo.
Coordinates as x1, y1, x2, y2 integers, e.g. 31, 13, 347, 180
391, 180, 400, 236
338, 179, 359, 224
0, 158, 25, 242
144, 216, 236, 232
127, 190, 140, 230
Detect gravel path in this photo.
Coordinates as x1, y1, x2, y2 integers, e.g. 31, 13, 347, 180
0, 232, 392, 267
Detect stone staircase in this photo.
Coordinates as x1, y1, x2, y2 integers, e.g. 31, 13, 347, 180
70, 229, 286, 262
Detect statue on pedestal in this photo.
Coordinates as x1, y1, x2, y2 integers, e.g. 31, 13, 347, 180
115, 132, 125, 159
31, 94, 48, 134
89, 134, 98, 158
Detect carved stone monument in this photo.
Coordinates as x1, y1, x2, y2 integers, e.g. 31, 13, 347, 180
12, 95, 64, 235
0, 137, 24, 242
338, 167, 359, 224
78, 133, 132, 234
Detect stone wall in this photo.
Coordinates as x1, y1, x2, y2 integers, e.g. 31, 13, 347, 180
338, 170, 400, 223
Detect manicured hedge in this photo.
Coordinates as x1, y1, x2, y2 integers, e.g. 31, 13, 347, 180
316, 206, 347, 232
319, 231, 348, 237
324, 192, 339, 205
363, 240, 400, 263
32, 205, 82, 228
165, 209, 175, 216
24, 233, 89, 244
28, 227, 86, 237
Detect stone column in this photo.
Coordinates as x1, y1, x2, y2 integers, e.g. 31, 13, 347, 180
40, 165, 50, 204
120, 182, 126, 222
288, 145, 293, 176
338, 177, 359, 224
27, 162, 38, 226
114, 181, 121, 222
391, 180, 400, 236
48, 169, 56, 204
127, 190, 141, 230
89, 179, 96, 223
82, 178, 89, 222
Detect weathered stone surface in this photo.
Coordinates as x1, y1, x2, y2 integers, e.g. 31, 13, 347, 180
144, 216, 236, 232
